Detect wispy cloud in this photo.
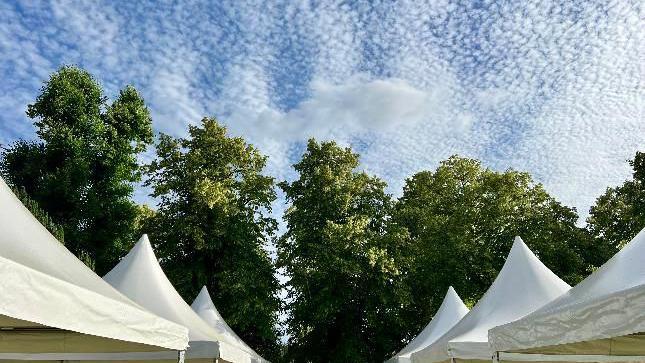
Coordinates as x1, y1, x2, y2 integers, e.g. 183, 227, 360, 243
0, 0, 642, 220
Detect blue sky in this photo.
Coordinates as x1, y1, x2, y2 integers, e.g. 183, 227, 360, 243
1, 0, 643, 221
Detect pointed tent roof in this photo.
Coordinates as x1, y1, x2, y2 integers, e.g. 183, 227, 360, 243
192, 286, 268, 363
0, 177, 188, 359
386, 287, 469, 363
490, 227, 645, 357
411, 237, 571, 363
104, 234, 253, 362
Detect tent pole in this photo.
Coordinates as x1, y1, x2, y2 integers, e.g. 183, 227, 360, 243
178, 350, 186, 363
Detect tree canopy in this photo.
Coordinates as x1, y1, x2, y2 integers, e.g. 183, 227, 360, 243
393, 156, 602, 345
143, 118, 281, 359
1, 66, 153, 273
278, 139, 411, 362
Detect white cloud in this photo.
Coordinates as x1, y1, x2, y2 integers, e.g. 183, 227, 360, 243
217, 75, 474, 186
148, 68, 205, 135
227, 76, 469, 137
0, 0, 642, 221
291, 77, 462, 131
505, 11, 644, 218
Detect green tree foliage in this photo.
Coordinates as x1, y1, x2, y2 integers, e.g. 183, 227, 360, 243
587, 152, 645, 251
133, 204, 156, 237
0, 66, 153, 273
393, 156, 601, 344
143, 118, 281, 359
278, 139, 411, 363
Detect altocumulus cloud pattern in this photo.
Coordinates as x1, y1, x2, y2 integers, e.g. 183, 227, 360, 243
0, 0, 642, 218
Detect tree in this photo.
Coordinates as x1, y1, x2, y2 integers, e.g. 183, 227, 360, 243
278, 139, 411, 363
0, 66, 153, 273
393, 156, 600, 343
144, 118, 281, 359
587, 151, 645, 252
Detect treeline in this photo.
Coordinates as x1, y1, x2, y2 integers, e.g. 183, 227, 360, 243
1, 66, 642, 363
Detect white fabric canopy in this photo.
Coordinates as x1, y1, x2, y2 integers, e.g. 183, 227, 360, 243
411, 237, 571, 363
489, 228, 645, 361
386, 286, 469, 363
103, 235, 254, 363
191, 286, 268, 363
0, 177, 189, 359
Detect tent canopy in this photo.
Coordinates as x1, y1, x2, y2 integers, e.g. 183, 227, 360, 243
386, 286, 469, 363
0, 177, 189, 360
103, 235, 254, 362
191, 286, 268, 363
489, 228, 645, 361
411, 237, 571, 363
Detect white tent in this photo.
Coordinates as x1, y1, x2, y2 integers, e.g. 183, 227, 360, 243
0, 177, 189, 360
489, 228, 645, 362
411, 237, 571, 363
103, 235, 254, 363
191, 286, 268, 363
386, 287, 469, 363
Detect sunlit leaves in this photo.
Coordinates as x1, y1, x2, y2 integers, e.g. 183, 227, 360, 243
144, 118, 281, 359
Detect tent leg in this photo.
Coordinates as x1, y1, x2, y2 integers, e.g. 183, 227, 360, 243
493, 352, 500, 363
178, 350, 186, 363
451, 358, 456, 363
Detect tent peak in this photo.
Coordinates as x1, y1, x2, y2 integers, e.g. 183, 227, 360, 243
409, 237, 570, 363
121, 234, 159, 270
499, 237, 571, 294
445, 286, 461, 302
386, 286, 469, 362
136, 234, 151, 247
525, 225, 645, 317
511, 236, 530, 253
441, 287, 468, 314
190, 283, 264, 360
194, 286, 215, 307
506, 236, 541, 268
104, 235, 230, 344
489, 227, 645, 355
